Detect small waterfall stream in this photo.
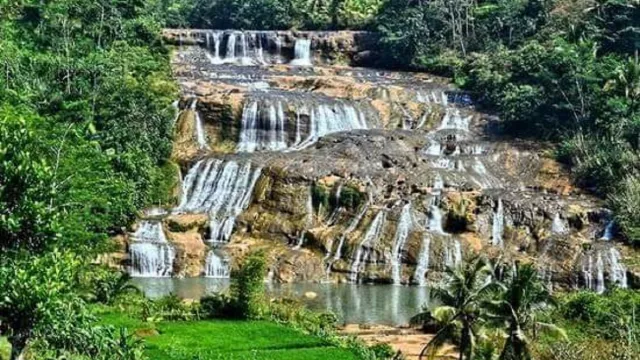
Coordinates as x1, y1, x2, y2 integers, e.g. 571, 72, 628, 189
205, 250, 230, 278
130, 221, 175, 277
391, 204, 413, 284
601, 221, 615, 241
413, 235, 432, 286
608, 248, 628, 289
428, 205, 445, 234
581, 248, 628, 292
294, 187, 314, 250
290, 39, 312, 66
349, 211, 386, 282
492, 199, 504, 247
191, 100, 209, 149
552, 214, 569, 235
444, 239, 463, 269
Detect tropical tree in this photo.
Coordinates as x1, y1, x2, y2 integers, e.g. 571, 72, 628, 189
485, 262, 566, 360
411, 256, 497, 360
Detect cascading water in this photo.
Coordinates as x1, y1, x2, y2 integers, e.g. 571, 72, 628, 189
608, 248, 628, 289
551, 214, 569, 235
438, 109, 471, 131
391, 204, 413, 284
237, 99, 368, 152
225, 32, 237, 63
349, 211, 386, 282
595, 253, 605, 293
331, 201, 370, 262
129, 221, 175, 277
582, 253, 594, 291
205, 250, 230, 278
428, 205, 445, 234
294, 187, 314, 250
413, 234, 431, 286
176, 159, 262, 243
492, 199, 504, 247
601, 221, 615, 241
444, 239, 462, 269
425, 141, 442, 156
237, 100, 287, 152
190, 100, 209, 149
290, 39, 312, 66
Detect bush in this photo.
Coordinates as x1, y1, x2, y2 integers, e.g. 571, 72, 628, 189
85, 267, 140, 305
609, 175, 640, 244
200, 293, 237, 319
232, 252, 268, 319
558, 289, 640, 341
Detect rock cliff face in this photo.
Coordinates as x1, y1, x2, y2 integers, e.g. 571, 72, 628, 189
111, 29, 638, 291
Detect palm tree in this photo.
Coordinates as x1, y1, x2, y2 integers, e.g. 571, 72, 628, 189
411, 255, 497, 360
485, 262, 566, 360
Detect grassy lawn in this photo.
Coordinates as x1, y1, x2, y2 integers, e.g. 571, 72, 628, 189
98, 311, 359, 360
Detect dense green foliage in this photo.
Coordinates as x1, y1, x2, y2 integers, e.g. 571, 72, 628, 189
0, 252, 146, 360
166, 0, 383, 30
375, 0, 640, 243
0, 1, 177, 358
534, 289, 640, 359
0, 1, 177, 253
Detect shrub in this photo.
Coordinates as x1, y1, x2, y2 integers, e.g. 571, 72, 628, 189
200, 293, 237, 319
231, 252, 268, 319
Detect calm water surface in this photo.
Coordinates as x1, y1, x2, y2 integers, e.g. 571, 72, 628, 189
131, 278, 432, 325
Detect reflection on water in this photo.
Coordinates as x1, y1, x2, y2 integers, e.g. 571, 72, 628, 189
131, 278, 431, 326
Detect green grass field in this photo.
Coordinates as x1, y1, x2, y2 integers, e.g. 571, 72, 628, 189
99, 311, 359, 360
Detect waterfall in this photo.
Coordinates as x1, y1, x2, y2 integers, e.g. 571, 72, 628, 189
129, 221, 175, 277
601, 221, 615, 241
293, 103, 368, 150
417, 91, 448, 106
595, 253, 605, 293
349, 211, 386, 282
332, 201, 370, 261
444, 239, 462, 269
472, 158, 496, 188
212, 31, 222, 64
290, 39, 312, 66
492, 199, 504, 247
176, 159, 262, 242
233, 100, 288, 152
191, 100, 208, 149
205, 31, 224, 64
425, 141, 442, 156
551, 214, 569, 235
414, 234, 431, 286
204, 250, 230, 278
428, 205, 445, 234
294, 188, 314, 250
608, 248, 628, 289
391, 204, 413, 284
582, 253, 594, 291
239, 32, 253, 65
438, 109, 471, 131
238, 99, 368, 152
225, 32, 237, 62
432, 175, 444, 196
